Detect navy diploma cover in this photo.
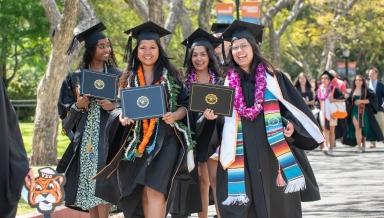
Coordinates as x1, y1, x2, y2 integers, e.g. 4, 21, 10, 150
80, 70, 118, 101
120, 85, 166, 120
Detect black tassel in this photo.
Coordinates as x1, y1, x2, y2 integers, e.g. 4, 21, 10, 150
124, 35, 132, 63
183, 43, 189, 67
221, 36, 226, 65
66, 38, 78, 55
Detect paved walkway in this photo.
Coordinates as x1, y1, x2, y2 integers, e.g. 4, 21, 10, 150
302, 143, 384, 217
108, 143, 384, 217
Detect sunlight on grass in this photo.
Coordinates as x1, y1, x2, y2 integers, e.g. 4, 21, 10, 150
20, 122, 70, 158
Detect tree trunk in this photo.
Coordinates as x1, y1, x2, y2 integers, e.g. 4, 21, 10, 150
31, 0, 79, 165
264, 0, 304, 69
163, 0, 183, 47
198, 0, 214, 31
148, 0, 164, 25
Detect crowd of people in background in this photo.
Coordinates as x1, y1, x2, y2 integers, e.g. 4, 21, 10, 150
294, 67, 384, 155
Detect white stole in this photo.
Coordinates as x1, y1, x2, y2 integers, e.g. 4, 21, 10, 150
220, 73, 324, 169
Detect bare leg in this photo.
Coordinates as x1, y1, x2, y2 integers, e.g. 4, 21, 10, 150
329, 126, 336, 149
144, 186, 166, 218
352, 117, 362, 147
198, 162, 210, 218
89, 206, 99, 218
142, 187, 149, 217
97, 204, 110, 218
207, 159, 220, 218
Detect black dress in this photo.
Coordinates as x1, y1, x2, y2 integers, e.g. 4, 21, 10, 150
56, 67, 121, 210
99, 71, 191, 217
296, 87, 314, 110
0, 79, 29, 218
217, 72, 320, 218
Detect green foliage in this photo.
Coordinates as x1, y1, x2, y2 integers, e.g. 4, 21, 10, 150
0, 0, 50, 100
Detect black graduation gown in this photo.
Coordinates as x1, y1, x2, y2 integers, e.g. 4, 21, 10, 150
168, 81, 225, 217
342, 89, 383, 146
56, 67, 121, 210
0, 79, 29, 217
217, 72, 321, 218
98, 73, 190, 218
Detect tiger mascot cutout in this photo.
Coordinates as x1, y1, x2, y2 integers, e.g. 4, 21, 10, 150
27, 167, 66, 214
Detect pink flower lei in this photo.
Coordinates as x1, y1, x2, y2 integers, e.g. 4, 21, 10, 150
317, 84, 332, 101
186, 68, 217, 90
228, 64, 267, 120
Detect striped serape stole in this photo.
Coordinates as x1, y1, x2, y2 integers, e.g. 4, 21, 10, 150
222, 120, 250, 205
264, 89, 306, 193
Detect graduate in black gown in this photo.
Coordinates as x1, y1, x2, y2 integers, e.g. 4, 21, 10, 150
170, 28, 223, 218
0, 78, 34, 218
100, 21, 194, 218
206, 20, 323, 218
56, 22, 120, 217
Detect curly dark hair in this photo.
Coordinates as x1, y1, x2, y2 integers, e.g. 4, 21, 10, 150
78, 38, 118, 70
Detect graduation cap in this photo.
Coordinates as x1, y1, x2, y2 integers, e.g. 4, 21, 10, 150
181, 28, 221, 66
222, 20, 264, 44
123, 21, 171, 62
321, 70, 335, 81
66, 22, 106, 55
211, 23, 231, 35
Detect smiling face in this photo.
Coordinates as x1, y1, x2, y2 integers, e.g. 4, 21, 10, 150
191, 45, 209, 72
299, 74, 307, 86
137, 39, 159, 67
354, 75, 364, 88
93, 38, 111, 62
231, 38, 254, 72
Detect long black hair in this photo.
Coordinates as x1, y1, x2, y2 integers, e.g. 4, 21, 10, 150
78, 38, 118, 70
350, 74, 368, 99
185, 43, 222, 80
120, 39, 181, 88
294, 72, 312, 91
226, 37, 275, 79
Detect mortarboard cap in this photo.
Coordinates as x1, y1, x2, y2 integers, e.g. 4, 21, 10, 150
123, 21, 171, 62
211, 23, 231, 35
222, 20, 264, 44
321, 70, 335, 81
182, 28, 221, 66
67, 22, 106, 55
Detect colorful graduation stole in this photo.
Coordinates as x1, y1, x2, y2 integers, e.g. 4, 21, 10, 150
222, 120, 250, 205
222, 89, 306, 205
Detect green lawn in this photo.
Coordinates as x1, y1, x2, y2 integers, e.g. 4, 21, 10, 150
18, 122, 70, 215
20, 122, 70, 158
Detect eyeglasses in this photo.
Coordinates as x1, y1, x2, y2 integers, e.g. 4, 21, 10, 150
232, 44, 250, 52
97, 44, 111, 50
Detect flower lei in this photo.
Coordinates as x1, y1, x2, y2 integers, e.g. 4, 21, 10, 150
186, 68, 217, 90
162, 70, 196, 152
317, 84, 332, 101
228, 64, 267, 120
135, 65, 158, 157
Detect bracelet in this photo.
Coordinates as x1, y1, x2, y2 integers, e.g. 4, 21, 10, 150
72, 103, 84, 112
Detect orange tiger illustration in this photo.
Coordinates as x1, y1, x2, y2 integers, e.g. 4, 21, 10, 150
28, 167, 66, 214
